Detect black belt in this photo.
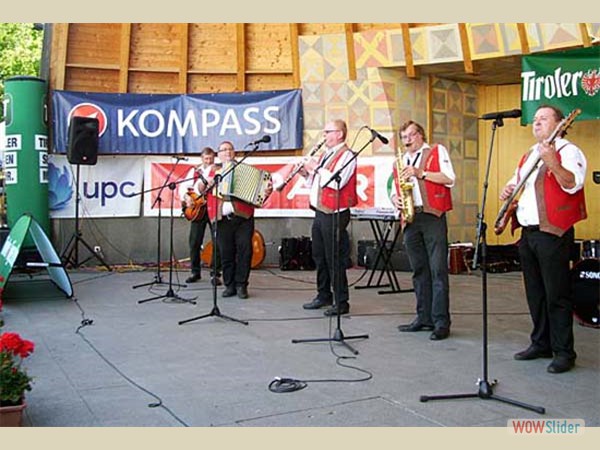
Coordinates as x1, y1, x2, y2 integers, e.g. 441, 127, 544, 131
414, 206, 424, 214
523, 225, 540, 232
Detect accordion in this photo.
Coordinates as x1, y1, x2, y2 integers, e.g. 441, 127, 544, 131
218, 162, 272, 207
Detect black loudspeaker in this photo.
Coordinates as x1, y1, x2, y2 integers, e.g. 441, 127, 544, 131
67, 116, 99, 165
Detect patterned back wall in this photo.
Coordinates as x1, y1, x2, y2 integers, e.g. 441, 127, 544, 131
299, 33, 478, 243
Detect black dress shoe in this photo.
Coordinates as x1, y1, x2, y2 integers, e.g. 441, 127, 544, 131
514, 345, 553, 361
547, 357, 575, 374
430, 328, 450, 340
185, 273, 201, 283
323, 303, 349, 316
222, 286, 236, 297
211, 277, 222, 286
302, 297, 333, 310
237, 286, 249, 299
397, 321, 434, 332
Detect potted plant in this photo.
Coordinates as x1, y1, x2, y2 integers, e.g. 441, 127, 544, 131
0, 329, 35, 426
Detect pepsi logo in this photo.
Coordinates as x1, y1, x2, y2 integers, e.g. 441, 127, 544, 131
68, 103, 108, 137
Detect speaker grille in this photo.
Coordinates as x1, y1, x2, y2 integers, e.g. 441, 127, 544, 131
67, 116, 99, 165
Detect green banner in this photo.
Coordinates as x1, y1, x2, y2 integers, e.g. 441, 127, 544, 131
0, 214, 72, 297
521, 46, 600, 124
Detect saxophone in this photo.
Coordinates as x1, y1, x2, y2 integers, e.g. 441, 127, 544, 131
395, 146, 415, 224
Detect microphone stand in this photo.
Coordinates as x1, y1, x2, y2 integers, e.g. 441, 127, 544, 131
419, 117, 545, 414
138, 159, 196, 305
292, 136, 372, 354
132, 159, 184, 290
178, 140, 264, 326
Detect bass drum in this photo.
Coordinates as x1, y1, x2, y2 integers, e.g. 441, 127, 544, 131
571, 258, 599, 328
201, 229, 265, 269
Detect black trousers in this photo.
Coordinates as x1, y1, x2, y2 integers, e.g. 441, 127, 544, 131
403, 212, 451, 329
519, 227, 576, 360
311, 209, 351, 305
217, 215, 254, 289
189, 214, 220, 276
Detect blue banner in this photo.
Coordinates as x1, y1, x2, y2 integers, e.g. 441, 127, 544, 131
52, 89, 304, 154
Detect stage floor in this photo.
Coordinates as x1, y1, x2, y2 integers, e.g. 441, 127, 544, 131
2, 266, 599, 427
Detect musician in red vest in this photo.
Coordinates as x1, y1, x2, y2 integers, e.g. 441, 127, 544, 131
500, 104, 587, 374
206, 141, 273, 299
301, 119, 357, 316
391, 120, 455, 340
179, 146, 221, 286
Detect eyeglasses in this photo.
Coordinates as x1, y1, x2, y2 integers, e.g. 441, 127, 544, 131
400, 131, 420, 140
324, 129, 340, 134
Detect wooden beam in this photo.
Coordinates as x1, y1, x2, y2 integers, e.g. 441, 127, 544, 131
344, 23, 357, 81
236, 23, 246, 92
51, 23, 69, 90
289, 23, 301, 88
118, 23, 131, 93
579, 23, 592, 47
458, 23, 474, 74
178, 23, 189, 93
401, 23, 417, 79
517, 23, 531, 54
426, 75, 433, 143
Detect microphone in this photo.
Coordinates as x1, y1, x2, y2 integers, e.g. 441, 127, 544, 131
248, 135, 271, 146
366, 126, 389, 145
479, 109, 522, 120
173, 155, 189, 161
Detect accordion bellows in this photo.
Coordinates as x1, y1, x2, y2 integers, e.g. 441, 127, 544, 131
218, 162, 272, 207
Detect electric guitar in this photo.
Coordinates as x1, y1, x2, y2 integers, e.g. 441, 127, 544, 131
494, 108, 581, 235
183, 191, 207, 222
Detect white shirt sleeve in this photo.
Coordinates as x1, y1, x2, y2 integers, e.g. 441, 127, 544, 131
555, 139, 587, 194
435, 144, 456, 188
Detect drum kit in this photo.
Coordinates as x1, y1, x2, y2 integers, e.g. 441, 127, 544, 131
571, 239, 599, 328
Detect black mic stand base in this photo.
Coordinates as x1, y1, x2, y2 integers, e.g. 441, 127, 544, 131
62, 231, 113, 272
420, 379, 546, 414
132, 274, 166, 290
292, 327, 369, 355
178, 306, 248, 326
138, 287, 196, 305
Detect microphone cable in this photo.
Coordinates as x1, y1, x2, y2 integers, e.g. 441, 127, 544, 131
71, 296, 189, 426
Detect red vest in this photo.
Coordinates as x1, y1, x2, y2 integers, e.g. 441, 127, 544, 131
415, 145, 453, 216
318, 146, 357, 213
518, 148, 587, 236
206, 166, 255, 221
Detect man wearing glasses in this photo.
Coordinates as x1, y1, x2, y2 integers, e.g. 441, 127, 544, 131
300, 120, 357, 316
391, 120, 455, 340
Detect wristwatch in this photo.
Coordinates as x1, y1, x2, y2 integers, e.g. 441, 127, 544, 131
421, 171, 428, 180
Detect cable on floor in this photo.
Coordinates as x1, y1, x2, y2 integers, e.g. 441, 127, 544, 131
71, 296, 189, 426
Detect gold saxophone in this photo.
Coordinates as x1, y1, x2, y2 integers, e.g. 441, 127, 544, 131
395, 146, 415, 223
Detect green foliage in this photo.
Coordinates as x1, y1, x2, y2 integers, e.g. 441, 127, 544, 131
0, 23, 43, 121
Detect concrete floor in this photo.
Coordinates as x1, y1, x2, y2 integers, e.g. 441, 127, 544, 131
1, 265, 598, 428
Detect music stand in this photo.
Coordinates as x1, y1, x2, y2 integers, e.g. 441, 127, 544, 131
61, 163, 112, 271
419, 117, 545, 414
132, 159, 182, 290
292, 135, 372, 354
178, 140, 264, 326
138, 166, 196, 305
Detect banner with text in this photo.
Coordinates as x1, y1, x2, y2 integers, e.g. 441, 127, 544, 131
51, 89, 304, 154
48, 155, 144, 218
521, 46, 600, 123
143, 156, 396, 218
